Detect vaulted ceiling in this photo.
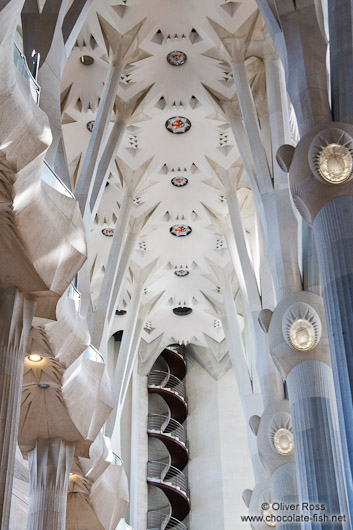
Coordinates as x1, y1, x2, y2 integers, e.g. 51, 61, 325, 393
61, 0, 265, 376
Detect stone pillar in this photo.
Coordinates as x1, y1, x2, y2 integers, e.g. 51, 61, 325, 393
105, 259, 158, 436
313, 196, 353, 511
91, 158, 152, 349
288, 362, 348, 528
0, 287, 35, 529
260, 290, 349, 528
272, 463, 299, 529
251, 401, 301, 530
279, 120, 353, 519
27, 438, 74, 530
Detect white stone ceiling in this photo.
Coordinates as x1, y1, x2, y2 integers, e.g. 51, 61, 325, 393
61, 0, 260, 363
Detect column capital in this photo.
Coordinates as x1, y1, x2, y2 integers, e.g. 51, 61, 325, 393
277, 121, 353, 225
259, 290, 331, 380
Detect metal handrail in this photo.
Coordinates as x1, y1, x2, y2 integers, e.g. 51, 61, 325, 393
148, 370, 186, 401
148, 414, 187, 446
112, 452, 123, 466
83, 345, 105, 364
147, 461, 189, 498
14, 43, 41, 103
147, 510, 188, 530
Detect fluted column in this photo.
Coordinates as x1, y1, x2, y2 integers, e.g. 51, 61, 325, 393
280, 120, 353, 519
251, 400, 301, 530
27, 438, 74, 530
261, 290, 349, 528
0, 287, 35, 528
313, 196, 353, 507
272, 464, 299, 529
288, 362, 348, 528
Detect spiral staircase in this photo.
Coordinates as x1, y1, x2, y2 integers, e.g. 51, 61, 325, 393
147, 345, 190, 529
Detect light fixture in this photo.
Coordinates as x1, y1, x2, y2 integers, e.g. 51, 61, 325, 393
289, 318, 316, 351
86, 121, 95, 132
317, 143, 353, 184
38, 383, 49, 389
80, 55, 94, 66
262, 503, 276, 527
273, 428, 294, 456
27, 354, 43, 362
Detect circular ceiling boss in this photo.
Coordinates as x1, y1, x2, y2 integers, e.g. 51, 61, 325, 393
165, 116, 191, 134
173, 306, 192, 316
170, 224, 192, 237
171, 176, 188, 187
167, 50, 187, 66
174, 268, 189, 277
102, 228, 115, 237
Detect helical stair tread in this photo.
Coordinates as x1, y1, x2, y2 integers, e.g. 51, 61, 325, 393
146, 477, 190, 522
147, 346, 190, 525
161, 348, 187, 381
148, 386, 188, 423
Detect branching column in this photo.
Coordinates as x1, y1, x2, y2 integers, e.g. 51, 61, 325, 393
91, 158, 152, 349
105, 259, 158, 437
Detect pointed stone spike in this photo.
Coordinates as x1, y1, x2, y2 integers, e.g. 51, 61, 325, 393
97, 15, 147, 66
115, 83, 154, 121
203, 333, 228, 362
115, 156, 153, 194
200, 290, 224, 316
207, 12, 260, 62
129, 257, 159, 289
138, 333, 165, 375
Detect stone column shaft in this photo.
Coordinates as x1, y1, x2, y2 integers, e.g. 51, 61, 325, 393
0, 287, 35, 529
224, 194, 283, 407
313, 196, 353, 514
231, 61, 273, 195
27, 438, 75, 530
328, 0, 353, 124
89, 117, 127, 218
75, 62, 122, 215
272, 463, 301, 530
105, 284, 143, 437
92, 193, 133, 349
287, 360, 349, 529
107, 229, 138, 326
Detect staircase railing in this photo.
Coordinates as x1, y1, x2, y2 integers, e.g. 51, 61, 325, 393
148, 414, 187, 446
147, 460, 189, 498
147, 510, 188, 530
148, 371, 186, 401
